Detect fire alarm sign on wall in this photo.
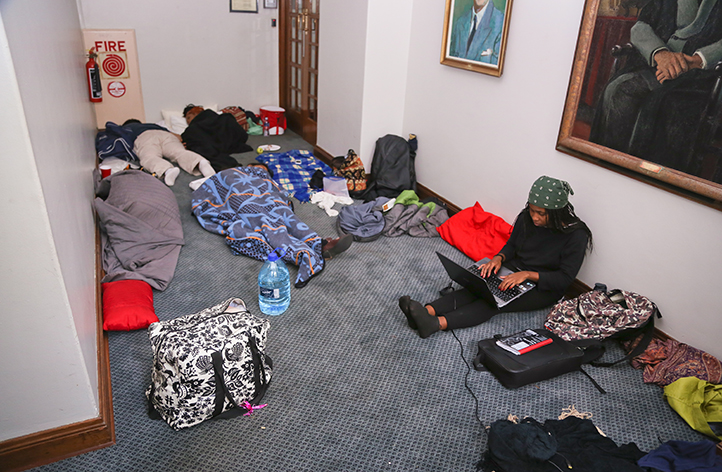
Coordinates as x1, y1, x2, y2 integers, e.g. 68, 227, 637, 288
82, 29, 145, 127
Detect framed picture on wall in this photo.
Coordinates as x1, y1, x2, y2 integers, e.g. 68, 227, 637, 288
230, 0, 258, 13
264, 0, 277, 8
557, 0, 722, 208
440, 0, 515, 77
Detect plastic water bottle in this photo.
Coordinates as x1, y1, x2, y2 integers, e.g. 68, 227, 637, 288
258, 250, 291, 315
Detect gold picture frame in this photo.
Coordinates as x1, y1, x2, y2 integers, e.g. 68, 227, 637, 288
440, 0, 514, 77
557, 0, 722, 208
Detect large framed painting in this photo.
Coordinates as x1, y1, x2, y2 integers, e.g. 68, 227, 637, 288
557, 0, 722, 208
440, 0, 514, 77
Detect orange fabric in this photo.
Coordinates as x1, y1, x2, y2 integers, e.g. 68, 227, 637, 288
437, 202, 513, 262
102, 280, 158, 331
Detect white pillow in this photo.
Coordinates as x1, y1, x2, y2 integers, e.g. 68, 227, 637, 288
168, 115, 188, 134
159, 111, 188, 134
161, 109, 184, 126
161, 104, 220, 132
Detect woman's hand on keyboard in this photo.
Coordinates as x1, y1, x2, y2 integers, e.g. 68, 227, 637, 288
479, 256, 502, 278
499, 270, 539, 290
499, 271, 529, 290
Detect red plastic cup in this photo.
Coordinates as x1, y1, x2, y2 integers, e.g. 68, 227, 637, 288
99, 165, 111, 179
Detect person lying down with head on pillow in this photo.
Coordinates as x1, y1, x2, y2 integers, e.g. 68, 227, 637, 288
191, 164, 352, 288
122, 119, 215, 186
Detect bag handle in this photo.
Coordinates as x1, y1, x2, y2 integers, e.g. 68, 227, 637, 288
212, 336, 273, 419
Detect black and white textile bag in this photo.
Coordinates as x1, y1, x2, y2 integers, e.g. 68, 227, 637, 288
146, 297, 273, 430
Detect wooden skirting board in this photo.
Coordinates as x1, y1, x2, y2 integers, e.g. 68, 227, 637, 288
313, 144, 671, 341
0, 226, 115, 471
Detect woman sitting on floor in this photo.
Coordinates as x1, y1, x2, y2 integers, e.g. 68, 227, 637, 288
399, 175, 593, 338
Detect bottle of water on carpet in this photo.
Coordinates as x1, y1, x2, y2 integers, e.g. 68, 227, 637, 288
258, 249, 290, 315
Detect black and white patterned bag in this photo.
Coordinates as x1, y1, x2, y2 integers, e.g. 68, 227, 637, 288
145, 298, 273, 430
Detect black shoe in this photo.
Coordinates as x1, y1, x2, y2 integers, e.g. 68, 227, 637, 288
409, 300, 440, 339
398, 296, 417, 330
322, 234, 353, 259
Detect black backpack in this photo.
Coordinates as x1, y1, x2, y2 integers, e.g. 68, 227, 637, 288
357, 134, 417, 201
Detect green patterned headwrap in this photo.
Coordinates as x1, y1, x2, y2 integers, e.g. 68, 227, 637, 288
528, 176, 574, 209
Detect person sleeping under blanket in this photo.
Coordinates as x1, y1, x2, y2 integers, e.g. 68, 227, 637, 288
191, 164, 352, 288
181, 104, 253, 172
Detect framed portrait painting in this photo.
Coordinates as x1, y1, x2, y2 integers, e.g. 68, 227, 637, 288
440, 0, 514, 77
557, 0, 722, 208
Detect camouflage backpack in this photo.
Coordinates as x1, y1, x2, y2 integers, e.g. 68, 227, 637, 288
545, 288, 661, 367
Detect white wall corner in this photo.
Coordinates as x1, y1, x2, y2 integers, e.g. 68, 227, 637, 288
358, 0, 414, 167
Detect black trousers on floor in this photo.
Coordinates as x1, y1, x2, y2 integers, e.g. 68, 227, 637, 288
427, 287, 562, 330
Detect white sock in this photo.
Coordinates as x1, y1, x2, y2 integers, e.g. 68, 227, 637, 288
164, 167, 180, 186
189, 177, 210, 191
198, 159, 215, 178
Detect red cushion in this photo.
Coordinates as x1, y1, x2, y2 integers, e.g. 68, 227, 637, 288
102, 280, 158, 331
437, 202, 513, 262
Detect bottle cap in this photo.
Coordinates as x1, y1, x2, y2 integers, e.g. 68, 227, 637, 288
267, 247, 287, 261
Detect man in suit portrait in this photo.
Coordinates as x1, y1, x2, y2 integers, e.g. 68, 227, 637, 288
449, 0, 505, 64
590, 0, 722, 175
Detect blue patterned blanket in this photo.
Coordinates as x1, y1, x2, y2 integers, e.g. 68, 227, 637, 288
256, 150, 333, 202
191, 166, 324, 286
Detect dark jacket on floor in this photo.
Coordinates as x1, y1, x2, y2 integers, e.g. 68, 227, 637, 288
181, 109, 252, 171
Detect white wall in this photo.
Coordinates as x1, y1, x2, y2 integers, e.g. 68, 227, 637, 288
357, 0, 414, 162
79, 0, 280, 122
319, 0, 722, 359
0, 0, 98, 441
317, 0, 369, 158
317, 0, 414, 164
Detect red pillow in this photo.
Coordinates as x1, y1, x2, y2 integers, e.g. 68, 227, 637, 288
102, 280, 158, 331
437, 202, 513, 262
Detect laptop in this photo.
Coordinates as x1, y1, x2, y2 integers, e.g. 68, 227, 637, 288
436, 252, 535, 308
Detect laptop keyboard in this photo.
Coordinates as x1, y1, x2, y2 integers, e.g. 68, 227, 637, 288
468, 265, 522, 301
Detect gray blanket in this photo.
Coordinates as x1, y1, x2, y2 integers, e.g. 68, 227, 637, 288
383, 200, 449, 237
95, 170, 184, 291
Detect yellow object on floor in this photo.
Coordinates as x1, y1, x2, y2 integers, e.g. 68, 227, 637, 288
664, 376, 722, 440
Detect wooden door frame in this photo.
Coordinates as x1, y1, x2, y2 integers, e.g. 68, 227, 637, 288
278, 0, 291, 128
278, 0, 318, 144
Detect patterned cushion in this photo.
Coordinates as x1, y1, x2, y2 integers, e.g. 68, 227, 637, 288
221, 106, 249, 131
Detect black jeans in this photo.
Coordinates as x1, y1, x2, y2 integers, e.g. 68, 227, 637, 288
427, 287, 563, 330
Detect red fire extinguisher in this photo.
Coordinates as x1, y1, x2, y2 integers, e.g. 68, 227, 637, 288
86, 48, 102, 103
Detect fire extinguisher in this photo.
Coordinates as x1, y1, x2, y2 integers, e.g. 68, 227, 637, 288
86, 48, 102, 103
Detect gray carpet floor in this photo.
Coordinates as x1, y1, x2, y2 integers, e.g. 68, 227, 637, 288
33, 130, 705, 471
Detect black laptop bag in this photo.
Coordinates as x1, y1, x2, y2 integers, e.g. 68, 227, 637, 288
473, 328, 588, 390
